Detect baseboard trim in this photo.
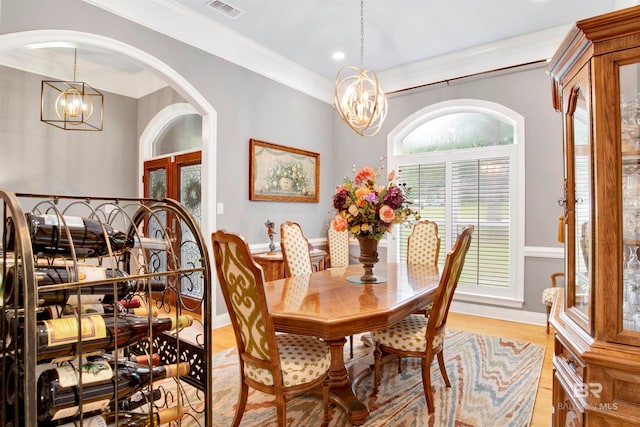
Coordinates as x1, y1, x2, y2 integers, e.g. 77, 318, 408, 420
450, 301, 547, 327
215, 313, 231, 328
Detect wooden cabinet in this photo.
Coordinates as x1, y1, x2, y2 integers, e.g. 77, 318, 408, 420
253, 249, 326, 281
547, 6, 640, 426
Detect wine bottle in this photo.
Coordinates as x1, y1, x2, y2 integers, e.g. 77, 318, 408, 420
57, 406, 184, 426
45, 302, 158, 319
3, 265, 166, 308
117, 387, 162, 411
37, 359, 189, 422
11, 313, 193, 362
5, 213, 133, 257
3, 355, 19, 406
5, 213, 169, 257
93, 351, 161, 367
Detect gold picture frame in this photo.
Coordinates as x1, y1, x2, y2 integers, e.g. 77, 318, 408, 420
249, 139, 320, 202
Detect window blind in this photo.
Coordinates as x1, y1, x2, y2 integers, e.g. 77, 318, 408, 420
398, 157, 511, 289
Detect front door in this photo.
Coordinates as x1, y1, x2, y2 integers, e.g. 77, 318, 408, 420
143, 151, 202, 313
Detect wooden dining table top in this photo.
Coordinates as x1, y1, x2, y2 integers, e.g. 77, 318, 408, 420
265, 262, 440, 340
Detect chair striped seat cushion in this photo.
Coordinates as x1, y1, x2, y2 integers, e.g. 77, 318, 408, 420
542, 287, 562, 304
370, 315, 444, 352
245, 334, 331, 387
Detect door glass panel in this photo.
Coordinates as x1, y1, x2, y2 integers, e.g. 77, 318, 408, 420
620, 63, 640, 332
148, 169, 167, 198
146, 168, 168, 286
178, 163, 202, 300
572, 88, 591, 320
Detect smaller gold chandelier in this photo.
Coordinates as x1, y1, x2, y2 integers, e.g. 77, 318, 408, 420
334, 0, 387, 137
41, 49, 103, 131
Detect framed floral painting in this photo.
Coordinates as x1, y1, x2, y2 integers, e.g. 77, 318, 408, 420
249, 139, 320, 202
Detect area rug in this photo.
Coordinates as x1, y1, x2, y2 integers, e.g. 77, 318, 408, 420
210, 330, 545, 426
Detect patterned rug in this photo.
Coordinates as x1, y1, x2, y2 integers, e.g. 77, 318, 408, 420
210, 330, 545, 426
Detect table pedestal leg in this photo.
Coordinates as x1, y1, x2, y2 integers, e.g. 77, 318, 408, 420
326, 337, 369, 425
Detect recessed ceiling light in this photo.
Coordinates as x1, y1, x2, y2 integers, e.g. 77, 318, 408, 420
332, 51, 345, 61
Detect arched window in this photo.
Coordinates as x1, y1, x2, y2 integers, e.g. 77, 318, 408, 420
388, 99, 525, 307
153, 113, 202, 156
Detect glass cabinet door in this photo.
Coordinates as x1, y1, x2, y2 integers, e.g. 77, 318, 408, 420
620, 61, 640, 334
565, 65, 593, 334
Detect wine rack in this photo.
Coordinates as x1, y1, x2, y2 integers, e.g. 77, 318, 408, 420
0, 191, 213, 426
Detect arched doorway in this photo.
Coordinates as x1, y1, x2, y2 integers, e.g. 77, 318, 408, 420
141, 104, 204, 308
0, 29, 218, 312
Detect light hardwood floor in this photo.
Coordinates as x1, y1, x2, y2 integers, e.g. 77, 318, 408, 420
212, 312, 554, 426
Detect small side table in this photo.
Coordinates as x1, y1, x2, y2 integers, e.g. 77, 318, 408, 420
253, 249, 326, 281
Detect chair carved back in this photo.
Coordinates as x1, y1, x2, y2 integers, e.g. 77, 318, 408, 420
407, 220, 441, 266
327, 225, 349, 267
428, 225, 474, 334
280, 221, 313, 277
212, 230, 280, 377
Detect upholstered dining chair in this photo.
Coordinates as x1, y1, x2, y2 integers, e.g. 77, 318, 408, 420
280, 221, 313, 277
211, 230, 331, 427
407, 220, 441, 266
370, 225, 474, 414
542, 272, 564, 334
327, 224, 350, 268
327, 223, 356, 358
407, 220, 441, 321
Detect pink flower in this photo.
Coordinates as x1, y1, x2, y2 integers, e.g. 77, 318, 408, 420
332, 215, 348, 232
354, 167, 375, 185
379, 205, 395, 223
387, 170, 395, 181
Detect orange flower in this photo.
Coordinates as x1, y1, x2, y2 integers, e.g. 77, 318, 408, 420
332, 215, 348, 232
355, 187, 370, 206
354, 166, 375, 185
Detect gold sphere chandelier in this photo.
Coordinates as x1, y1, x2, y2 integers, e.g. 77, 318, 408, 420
41, 49, 104, 131
334, 0, 387, 137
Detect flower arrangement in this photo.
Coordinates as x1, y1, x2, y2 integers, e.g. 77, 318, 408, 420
265, 160, 310, 194
332, 162, 417, 240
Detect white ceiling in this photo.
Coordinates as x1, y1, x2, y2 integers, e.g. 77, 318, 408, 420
172, 0, 618, 80
0, 0, 625, 100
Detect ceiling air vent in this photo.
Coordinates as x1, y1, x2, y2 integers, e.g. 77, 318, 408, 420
206, 0, 245, 19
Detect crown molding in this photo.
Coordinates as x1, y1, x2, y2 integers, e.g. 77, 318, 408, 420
82, 0, 572, 104
379, 25, 572, 93
81, 0, 333, 103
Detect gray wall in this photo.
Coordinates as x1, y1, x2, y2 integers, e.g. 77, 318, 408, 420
137, 86, 186, 140
0, 64, 138, 198
0, 0, 565, 317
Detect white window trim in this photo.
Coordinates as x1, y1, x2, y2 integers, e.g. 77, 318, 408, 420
387, 99, 525, 308
139, 103, 200, 163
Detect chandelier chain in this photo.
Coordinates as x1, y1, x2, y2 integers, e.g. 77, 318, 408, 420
360, 0, 364, 66
73, 48, 78, 83
333, 0, 387, 137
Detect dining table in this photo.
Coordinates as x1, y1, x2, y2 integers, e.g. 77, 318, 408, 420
264, 262, 440, 425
